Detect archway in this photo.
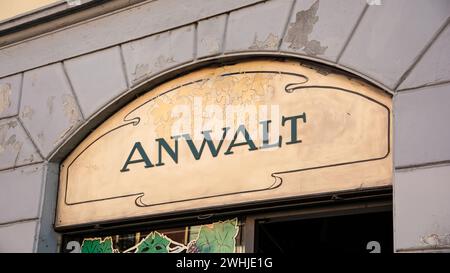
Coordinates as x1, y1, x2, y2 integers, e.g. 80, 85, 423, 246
52, 57, 393, 253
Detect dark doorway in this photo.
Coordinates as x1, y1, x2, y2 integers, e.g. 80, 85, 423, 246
255, 210, 393, 254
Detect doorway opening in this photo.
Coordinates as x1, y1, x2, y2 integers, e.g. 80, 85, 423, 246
254, 202, 393, 254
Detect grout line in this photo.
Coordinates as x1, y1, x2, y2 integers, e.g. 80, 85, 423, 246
0, 159, 44, 173
0, 114, 22, 120
193, 22, 198, 61
0, 161, 45, 172
17, 72, 24, 117
17, 117, 45, 161
118, 44, 130, 89
277, 0, 296, 51
61, 62, 86, 121
394, 18, 450, 91
221, 13, 230, 54
396, 80, 450, 93
335, 3, 369, 63
0, 218, 39, 227
395, 160, 450, 171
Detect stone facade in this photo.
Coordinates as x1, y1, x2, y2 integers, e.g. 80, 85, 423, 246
0, 0, 449, 252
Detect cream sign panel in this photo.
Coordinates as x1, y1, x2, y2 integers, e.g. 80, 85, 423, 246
56, 60, 392, 228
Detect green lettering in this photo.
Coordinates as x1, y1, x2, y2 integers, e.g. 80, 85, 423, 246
155, 137, 178, 166
120, 142, 154, 172
259, 120, 281, 149
224, 125, 258, 155
181, 127, 229, 160
282, 113, 306, 145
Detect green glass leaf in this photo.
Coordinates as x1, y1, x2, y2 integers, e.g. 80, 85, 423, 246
81, 237, 114, 253
135, 232, 171, 253
196, 218, 239, 253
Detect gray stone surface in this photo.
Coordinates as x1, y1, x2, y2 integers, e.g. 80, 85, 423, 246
339, 0, 450, 89
398, 23, 450, 90
225, 0, 293, 52
0, 220, 37, 252
197, 14, 227, 58
0, 164, 44, 224
0, 118, 42, 170
20, 63, 83, 158
0, 74, 22, 119
122, 25, 195, 86
0, 0, 448, 254
37, 163, 59, 253
64, 46, 128, 118
280, 0, 366, 61
395, 164, 450, 251
0, 0, 263, 78
394, 83, 450, 167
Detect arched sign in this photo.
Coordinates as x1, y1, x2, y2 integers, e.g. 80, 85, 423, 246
56, 60, 392, 228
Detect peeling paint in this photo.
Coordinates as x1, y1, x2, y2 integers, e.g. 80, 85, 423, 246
47, 96, 56, 114
0, 119, 38, 167
37, 132, 45, 144
249, 33, 279, 50
285, 0, 328, 56
201, 37, 221, 54
0, 126, 5, 154
62, 94, 81, 125
58, 94, 82, 144
13, 141, 22, 167
154, 55, 175, 69
303, 40, 327, 56
13, 141, 22, 151
0, 83, 12, 114
0, 125, 9, 154
7, 120, 17, 129
20, 165, 40, 174
24, 153, 35, 163
5, 134, 16, 146
21, 106, 34, 120
31, 74, 37, 87
421, 234, 450, 247
133, 63, 150, 83
0, 129, 22, 165
132, 56, 176, 83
